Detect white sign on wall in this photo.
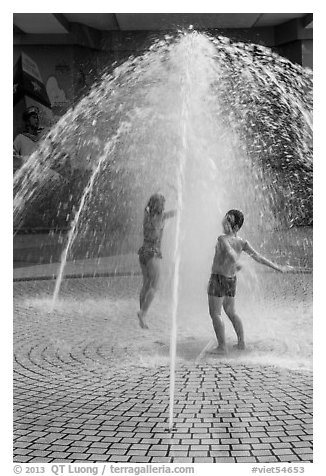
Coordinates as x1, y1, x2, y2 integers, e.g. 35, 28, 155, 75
21, 52, 43, 83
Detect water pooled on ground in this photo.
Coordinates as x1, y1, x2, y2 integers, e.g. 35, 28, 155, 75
14, 271, 312, 373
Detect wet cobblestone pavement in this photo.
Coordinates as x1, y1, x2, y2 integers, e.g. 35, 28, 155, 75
14, 276, 312, 463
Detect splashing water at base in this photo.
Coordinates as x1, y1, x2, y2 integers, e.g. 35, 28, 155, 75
16, 269, 312, 374
189, 269, 312, 372
13, 31, 312, 428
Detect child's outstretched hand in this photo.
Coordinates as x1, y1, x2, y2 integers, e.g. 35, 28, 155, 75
280, 265, 312, 274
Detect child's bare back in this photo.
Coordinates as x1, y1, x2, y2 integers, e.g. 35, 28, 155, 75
211, 234, 245, 278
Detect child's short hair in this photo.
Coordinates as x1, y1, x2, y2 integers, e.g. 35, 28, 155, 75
146, 193, 165, 214
226, 209, 244, 230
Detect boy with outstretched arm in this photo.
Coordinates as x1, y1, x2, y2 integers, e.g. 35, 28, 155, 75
208, 209, 293, 354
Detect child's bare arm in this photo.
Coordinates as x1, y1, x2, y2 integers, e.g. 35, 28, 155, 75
243, 241, 284, 272
163, 210, 177, 220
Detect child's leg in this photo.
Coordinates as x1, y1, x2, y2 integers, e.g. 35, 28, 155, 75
223, 297, 245, 349
138, 258, 160, 324
208, 295, 226, 351
139, 263, 150, 309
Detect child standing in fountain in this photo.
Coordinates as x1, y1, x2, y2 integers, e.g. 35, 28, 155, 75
208, 209, 292, 353
137, 194, 176, 329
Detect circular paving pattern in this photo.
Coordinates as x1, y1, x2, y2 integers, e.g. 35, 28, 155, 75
14, 277, 312, 463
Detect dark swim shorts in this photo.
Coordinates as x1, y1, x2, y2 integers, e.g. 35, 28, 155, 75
138, 246, 162, 266
207, 273, 237, 297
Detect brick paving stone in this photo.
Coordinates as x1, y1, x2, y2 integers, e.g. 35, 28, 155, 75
15, 435, 37, 443
240, 437, 260, 444
210, 450, 230, 457
190, 444, 209, 451
252, 449, 273, 457
236, 456, 258, 463
28, 457, 55, 462
82, 435, 103, 442
14, 449, 33, 456
265, 431, 288, 438
13, 456, 34, 463
87, 454, 110, 461
293, 447, 313, 455
188, 450, 209, 457
187, 439, 201, 445
49, 452, 73, 458
107, 455, 131, 462
214, 457, 236, 463
278, 454, 301, 462
198, 438, 214, 445
260, 436, 281, 443
256, 456, 279, 463
252, 443, 273, 450
147, 450, 169, 457
172, 457, 194, 462
47, 439, 71, 446
286, 430, 307, 436
293, 441, 313, 448
169, 444, 190, 451
229, 431, 249, 438
24, 443, 50, 450
150, 444, 169, 451
221, 438, 240, 445
126, 449, 148, 456
129, 456, 151, 462
273, 448, 293, 455
247, 432, 268, 439
110, 443, 131, 449
280, 436, 300, 442
120, 438, 141, 444
250, 421, 268, 427
231, 450, 252, 457
89, 442, 111, 448
189, 428, 209, 434
231, 444, 251, 450
85, 447, 107, 454
70, 452, 89, 460
272, 442, 293, 449
140, 438, 160, 444
35, 433, 61, 444
66, 445, 89, 453
110, 448, 133, 455
209, 432, 229, 439
133, 432, 153, 439
67, 440, 90, 447
169, 450, 189, 456
193, 457, 215, 462
61, 434, 85, 441
210, 444, 230, 450
150, 457, 174, 462
61, 428, 81, 435
132, 443, 152, 450
99, 431, 119, 437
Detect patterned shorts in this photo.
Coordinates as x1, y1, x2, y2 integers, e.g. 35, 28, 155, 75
138, 246, 162, 266
207, 273, 237, 298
